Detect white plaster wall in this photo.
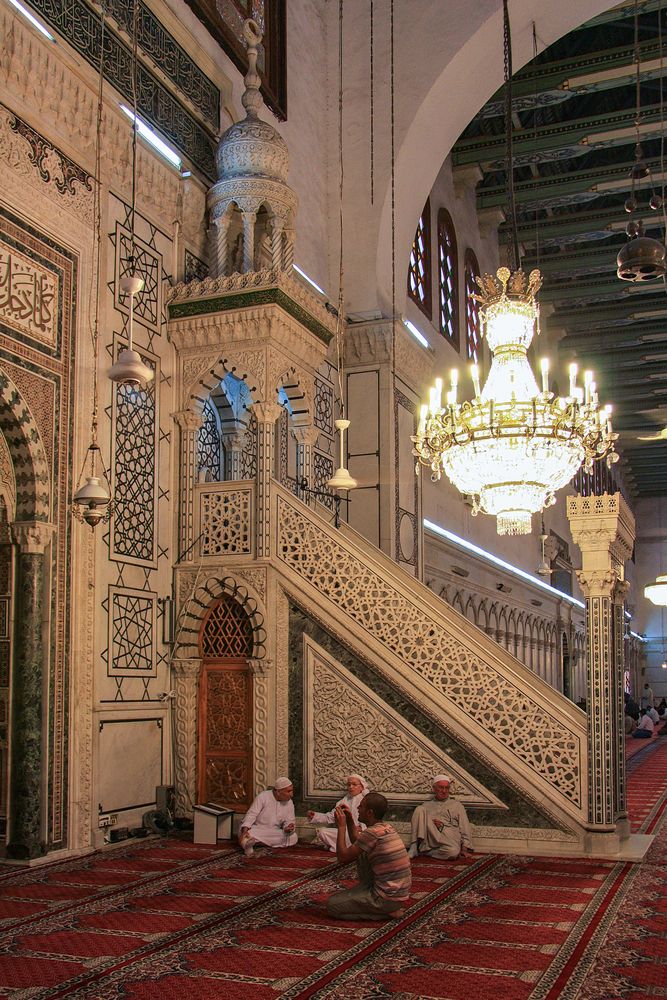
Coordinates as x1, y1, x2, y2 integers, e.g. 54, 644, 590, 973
635, 496, 667, 699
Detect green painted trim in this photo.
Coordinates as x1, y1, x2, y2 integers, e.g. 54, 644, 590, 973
168, 287, 333, 344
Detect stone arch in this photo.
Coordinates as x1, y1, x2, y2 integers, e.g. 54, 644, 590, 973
174, 574, 266, 661
187, 355, 261, 416
452, 589, 465, 615
0, 368, 50, 522
371, 0, 614, 313
464, 595, 477, 625
477, 600, 488, 632
273, 364, 312, 425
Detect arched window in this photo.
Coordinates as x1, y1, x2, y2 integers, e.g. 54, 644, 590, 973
407, 199, 432, 318
437, 208, 458, 347
464, 248, 481, 362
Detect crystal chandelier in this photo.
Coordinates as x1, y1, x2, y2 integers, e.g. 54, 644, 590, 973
413, 0, 618, 536
413, 267, 618, 535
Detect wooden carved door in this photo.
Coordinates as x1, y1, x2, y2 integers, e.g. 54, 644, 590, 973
198, 596, 254, 809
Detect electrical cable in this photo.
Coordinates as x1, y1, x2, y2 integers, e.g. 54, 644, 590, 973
503, 0, 521, 272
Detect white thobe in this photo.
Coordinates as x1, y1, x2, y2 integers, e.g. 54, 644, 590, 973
308, 791, 367, 851
241, 789, 297, 847
410, 797, 473, 859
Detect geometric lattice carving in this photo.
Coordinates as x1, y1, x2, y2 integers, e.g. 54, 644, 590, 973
112, 373, 157, 565
115, 225, 161, 333
206, 671, 249, 751
109, 588, 156, 675
407, 198, 431, 318
305, 636, 506, 809
200, 595, 254, 658
199, 486, 252, 556
197, 398, 221, 481
277, 493, 582, 806
239, 412, 257, 480
314, 376, 333, 434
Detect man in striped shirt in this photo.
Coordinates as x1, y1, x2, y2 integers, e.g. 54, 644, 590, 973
326, 791, 411, 921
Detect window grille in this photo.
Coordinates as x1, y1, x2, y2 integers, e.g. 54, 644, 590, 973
407, 199, 432, 318
437, 208, 458, 347
464, 248, 481, 362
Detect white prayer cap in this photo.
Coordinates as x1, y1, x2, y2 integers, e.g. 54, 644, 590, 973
432, 774, 452, 785
347, 773, 369, 790
274, 776, 293, 789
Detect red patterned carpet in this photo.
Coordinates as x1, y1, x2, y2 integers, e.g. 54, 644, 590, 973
0, 742, 665, 999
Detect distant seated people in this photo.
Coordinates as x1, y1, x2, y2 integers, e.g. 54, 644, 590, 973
238, 777, 297, 857
307, 774, 369, 852
625, 694, 640, 719
408, 775, 473, 860
641, 683, 654, 710
648, 705, 660, 725
633, 710, 655, 739
625, 713, 637, 735
326, 791, 411, 921
657, 698, 667, 718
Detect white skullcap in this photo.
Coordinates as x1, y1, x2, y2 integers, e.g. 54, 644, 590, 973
274, 777, 293, 789
347, 773, 369, 790
432, 774, 452, 785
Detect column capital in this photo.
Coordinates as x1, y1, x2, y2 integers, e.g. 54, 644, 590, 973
172, 408, 203, 432
248, 657, 272, 676
11, 521, 55, 554
171, 657, 202, 678
575, 568, 623, 600
220, 428, 248, 451
251, 400, 284, 424
567, 493, 635, 571
292, 424, 320, 447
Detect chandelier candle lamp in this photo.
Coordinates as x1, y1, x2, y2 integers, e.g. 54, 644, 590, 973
413, 266, 619, 536
108, 273, 153, 386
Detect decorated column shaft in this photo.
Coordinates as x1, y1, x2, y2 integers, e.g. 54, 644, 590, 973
221, 428, 249, 482
567, 493, 635, 831
293, 423, 320, 489
252, 401, 283, 559
174, 409, 203, 562
171, 658, 201, 816
7, 521, 54, 859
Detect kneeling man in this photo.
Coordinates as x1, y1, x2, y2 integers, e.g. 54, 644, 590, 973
327, 791, 411, 921
408, 774, 473, 860
238, 777, 297, 857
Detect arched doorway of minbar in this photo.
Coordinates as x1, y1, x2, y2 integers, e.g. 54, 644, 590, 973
197, 594, 256, 811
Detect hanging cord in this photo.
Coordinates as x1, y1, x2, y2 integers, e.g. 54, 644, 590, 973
335, 0, 346, 419
88, 2, 108, 471
129, 0, 140, 269
503, 0, 521, 272
370, 0, 374, 204
390, 0, 396, 384
531, 21, 540, 270
658, 1, 667, 266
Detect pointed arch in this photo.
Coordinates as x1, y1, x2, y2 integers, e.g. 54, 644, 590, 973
0, 368, 50, 522
174, 574, 266, 660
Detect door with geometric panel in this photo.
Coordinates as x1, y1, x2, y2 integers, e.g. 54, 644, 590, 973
198, 596, 254, 810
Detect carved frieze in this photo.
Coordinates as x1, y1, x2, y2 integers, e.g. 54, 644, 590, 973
304, 635, 507, 809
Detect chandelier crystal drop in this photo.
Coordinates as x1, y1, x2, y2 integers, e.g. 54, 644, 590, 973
412, 266, 619, 536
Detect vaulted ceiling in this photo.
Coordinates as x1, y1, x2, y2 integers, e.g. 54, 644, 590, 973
453, 0, 667, 500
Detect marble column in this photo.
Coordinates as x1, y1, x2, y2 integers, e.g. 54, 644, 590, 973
221, 427, 249, 482
173, 409, 203, 563
292, 424, 320, 488
251, 401, 283, 559
567, 493, 635, 840
7, 521, 55, 860
171, 657, 201, 816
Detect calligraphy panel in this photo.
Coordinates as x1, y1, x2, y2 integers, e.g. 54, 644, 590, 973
0, 242, 59, 348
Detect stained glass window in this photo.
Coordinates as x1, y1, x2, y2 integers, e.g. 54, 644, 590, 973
464, 248, 481, 363
407, 199, 432, 319
437, 208, 458, 348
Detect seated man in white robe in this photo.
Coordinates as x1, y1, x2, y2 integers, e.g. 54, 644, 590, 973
307, 774, 369, 851
407, 774, 473, 860
238, 777, 297, 857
